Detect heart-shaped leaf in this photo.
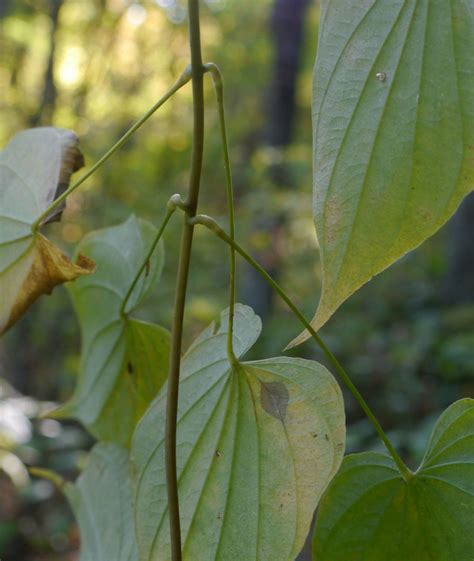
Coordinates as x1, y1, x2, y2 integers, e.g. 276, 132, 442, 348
131, 304, 345, 561
53, 216, 169, 445
313, 398, 474, 561
291, 0, 474, 345
0, 127, 93, 335
65, 443, 139, 561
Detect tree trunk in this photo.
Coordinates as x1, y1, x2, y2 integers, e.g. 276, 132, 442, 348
243, 0, 310, 320
30, 0, 63, 126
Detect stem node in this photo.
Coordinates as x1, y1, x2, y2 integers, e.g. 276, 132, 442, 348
187, 213, 221, 233
167, 193, 189, 213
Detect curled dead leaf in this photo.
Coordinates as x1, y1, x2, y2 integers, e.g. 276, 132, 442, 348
0, 235, 94, 334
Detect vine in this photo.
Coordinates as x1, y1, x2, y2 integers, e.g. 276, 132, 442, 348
1, 1, 472, 560
165, 2, 205, 558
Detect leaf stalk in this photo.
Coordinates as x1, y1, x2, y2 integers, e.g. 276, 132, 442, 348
189, 213, 413, 481
204, 63, 238, 365
31, 67, 192, 233
120, 205, 176, 317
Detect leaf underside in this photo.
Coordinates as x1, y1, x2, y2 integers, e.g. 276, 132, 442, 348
313, 398, 474, 561
65, 443, 139, 561
0, 127, 92, 335
131, 305, 345, 561
53, 216, 169, 445
291, 0, 474, 346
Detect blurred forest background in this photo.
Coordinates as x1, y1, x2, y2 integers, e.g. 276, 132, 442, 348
0, 0, 473, 559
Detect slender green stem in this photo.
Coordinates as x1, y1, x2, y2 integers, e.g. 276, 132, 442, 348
29, 467, 65, 490
166, 2, 205, 560
189, 214, 413, 480
120, 207, 176, 317
204, 63, 237, 365
31, 67, 192, 233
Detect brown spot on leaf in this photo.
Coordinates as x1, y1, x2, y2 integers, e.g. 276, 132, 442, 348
260, 381, 289, 424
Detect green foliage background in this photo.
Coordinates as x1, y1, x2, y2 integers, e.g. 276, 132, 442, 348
0, 1, 472, 559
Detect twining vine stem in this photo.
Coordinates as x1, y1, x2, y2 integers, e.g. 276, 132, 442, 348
166, 1, 205, 559
187, 213, 413, 481
31, 67, 192, 233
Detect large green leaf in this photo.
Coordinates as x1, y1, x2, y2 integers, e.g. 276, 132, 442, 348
131, 304, 345, 561
65, 443, 139, 561
292, 0, 474, 345
53, 216, 170, 445
313, 398, 474, 561
0, 127, 93, 335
